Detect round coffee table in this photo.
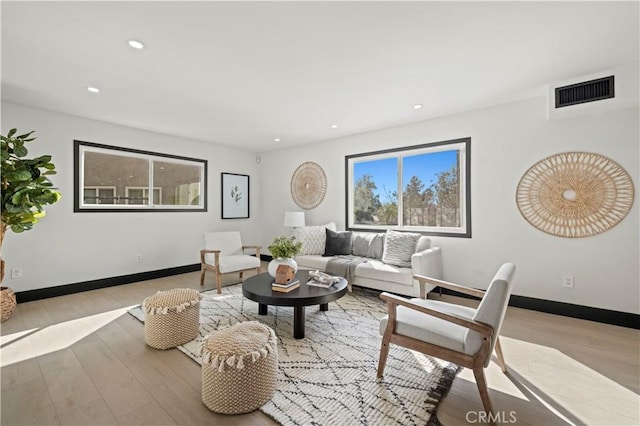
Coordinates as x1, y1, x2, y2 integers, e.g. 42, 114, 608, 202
242, 270, 348, 339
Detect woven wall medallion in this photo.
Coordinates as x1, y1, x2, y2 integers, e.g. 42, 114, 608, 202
516, 152, 634, 238
291, 162, 327, 209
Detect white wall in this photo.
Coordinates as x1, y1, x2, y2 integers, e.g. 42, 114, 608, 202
259, 96, 639, 314
1, 102, 262, 292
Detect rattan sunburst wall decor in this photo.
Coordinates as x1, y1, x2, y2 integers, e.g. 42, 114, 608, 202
290, 162, 327, 210
516, 152, 634, 238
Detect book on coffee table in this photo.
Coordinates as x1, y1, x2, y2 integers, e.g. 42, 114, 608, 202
306, 279, 336, 288
272, 280, 300, 293
271, 280, 300, 293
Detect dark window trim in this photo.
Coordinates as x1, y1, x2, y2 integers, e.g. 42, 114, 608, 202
344, 137, 471, 238
73, 140, 208, 213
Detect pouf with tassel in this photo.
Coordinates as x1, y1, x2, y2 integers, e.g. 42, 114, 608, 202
1, 287, 16, 322
142, 288, 200, 350
201, 321, 278, 414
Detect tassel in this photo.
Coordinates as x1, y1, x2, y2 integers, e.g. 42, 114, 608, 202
211, 355, 219, 369
259, 348, 267, 358
236, 356, 244, 369
265, 344, 273, 354
226, 355, 235, 367
202, 352, 211, 365
218, 362, 225, 372
251, 352, 260, 362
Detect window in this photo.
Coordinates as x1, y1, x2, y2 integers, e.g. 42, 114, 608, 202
74, 141, 207, 212
346, 137, 470, 237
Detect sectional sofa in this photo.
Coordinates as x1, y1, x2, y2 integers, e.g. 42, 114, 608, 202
292, 223, 442, 297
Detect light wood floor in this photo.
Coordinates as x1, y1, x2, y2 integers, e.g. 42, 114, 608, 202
1, 269, 638, 425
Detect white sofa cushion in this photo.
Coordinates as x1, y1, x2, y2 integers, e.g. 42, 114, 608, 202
381, 230, 421, 267
294, 222, 337, 255
379, 299, 482, 355
355, 260, 413, 286
295, 255, 331, 270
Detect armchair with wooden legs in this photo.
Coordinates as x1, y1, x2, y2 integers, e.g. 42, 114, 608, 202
377, 263, 516, 421
200, 231, 261, 293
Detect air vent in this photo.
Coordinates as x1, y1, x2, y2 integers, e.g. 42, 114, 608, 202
555, 76, 614, 108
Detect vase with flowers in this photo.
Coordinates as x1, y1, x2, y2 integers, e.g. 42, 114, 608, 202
267, 235, 302, 278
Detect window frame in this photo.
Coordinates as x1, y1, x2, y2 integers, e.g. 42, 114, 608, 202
74, 140, 208, 212
345, 137, 471, 238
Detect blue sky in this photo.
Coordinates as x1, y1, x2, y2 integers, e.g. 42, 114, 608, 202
354, 150, 458, 200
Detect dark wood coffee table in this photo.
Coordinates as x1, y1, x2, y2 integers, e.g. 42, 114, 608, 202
242, 270, 348, 339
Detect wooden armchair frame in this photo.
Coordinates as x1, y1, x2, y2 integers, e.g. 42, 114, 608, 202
378, 274, 508, 419
200, 245, 262, 293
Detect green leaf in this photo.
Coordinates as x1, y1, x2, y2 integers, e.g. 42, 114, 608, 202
7, 129, 17, 138
33, 155, 52, 164
4, 203, 23, 213
13, 170, 32, 181
14, 145, 28, 157
10, 224, 25, 233
16, 131, 34, 139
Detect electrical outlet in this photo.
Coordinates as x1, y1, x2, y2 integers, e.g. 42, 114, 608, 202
11, 268, 23, 279
562, 274, 574, 288
136, 254, 143, 263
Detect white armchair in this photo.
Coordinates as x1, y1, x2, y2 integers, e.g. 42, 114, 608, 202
377, 263, 516, 421
200, 231, 261, 293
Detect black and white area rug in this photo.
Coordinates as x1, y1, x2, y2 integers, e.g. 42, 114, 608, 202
129, 284, 459, 426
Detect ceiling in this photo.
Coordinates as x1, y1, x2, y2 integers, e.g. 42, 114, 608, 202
2, 1, 638, 152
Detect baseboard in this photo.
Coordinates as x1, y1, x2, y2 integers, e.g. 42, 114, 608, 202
15, 264, 201, 303
435, 287, 639, 330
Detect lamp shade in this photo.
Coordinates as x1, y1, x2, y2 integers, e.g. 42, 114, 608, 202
283, 211, 305, 228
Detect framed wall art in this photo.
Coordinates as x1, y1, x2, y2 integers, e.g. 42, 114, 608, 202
221, 173, 249, 219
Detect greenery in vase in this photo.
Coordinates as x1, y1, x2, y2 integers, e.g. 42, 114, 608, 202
268, 235, 302, 259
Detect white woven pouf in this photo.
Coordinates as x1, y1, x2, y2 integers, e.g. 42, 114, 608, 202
143, 288, 201, 350
201, 321, 278, 414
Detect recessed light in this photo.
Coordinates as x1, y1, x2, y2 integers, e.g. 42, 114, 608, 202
274, 138, 281, 142
128, 40, 145, 49
413, 104, 423, 109
330, 124, 338, 129
87, 86, 100, 93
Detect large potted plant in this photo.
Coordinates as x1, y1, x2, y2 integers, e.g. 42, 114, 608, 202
1, 128, 61, 321
267, 235, 302, 277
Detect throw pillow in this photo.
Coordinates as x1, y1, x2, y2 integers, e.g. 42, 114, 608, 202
351, 232, 373, 257
351, 232, 385, 259
294, 222, 337, 255
323, 229, 352, 257
381, 230, 421, 267
369, 233, 385, 259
